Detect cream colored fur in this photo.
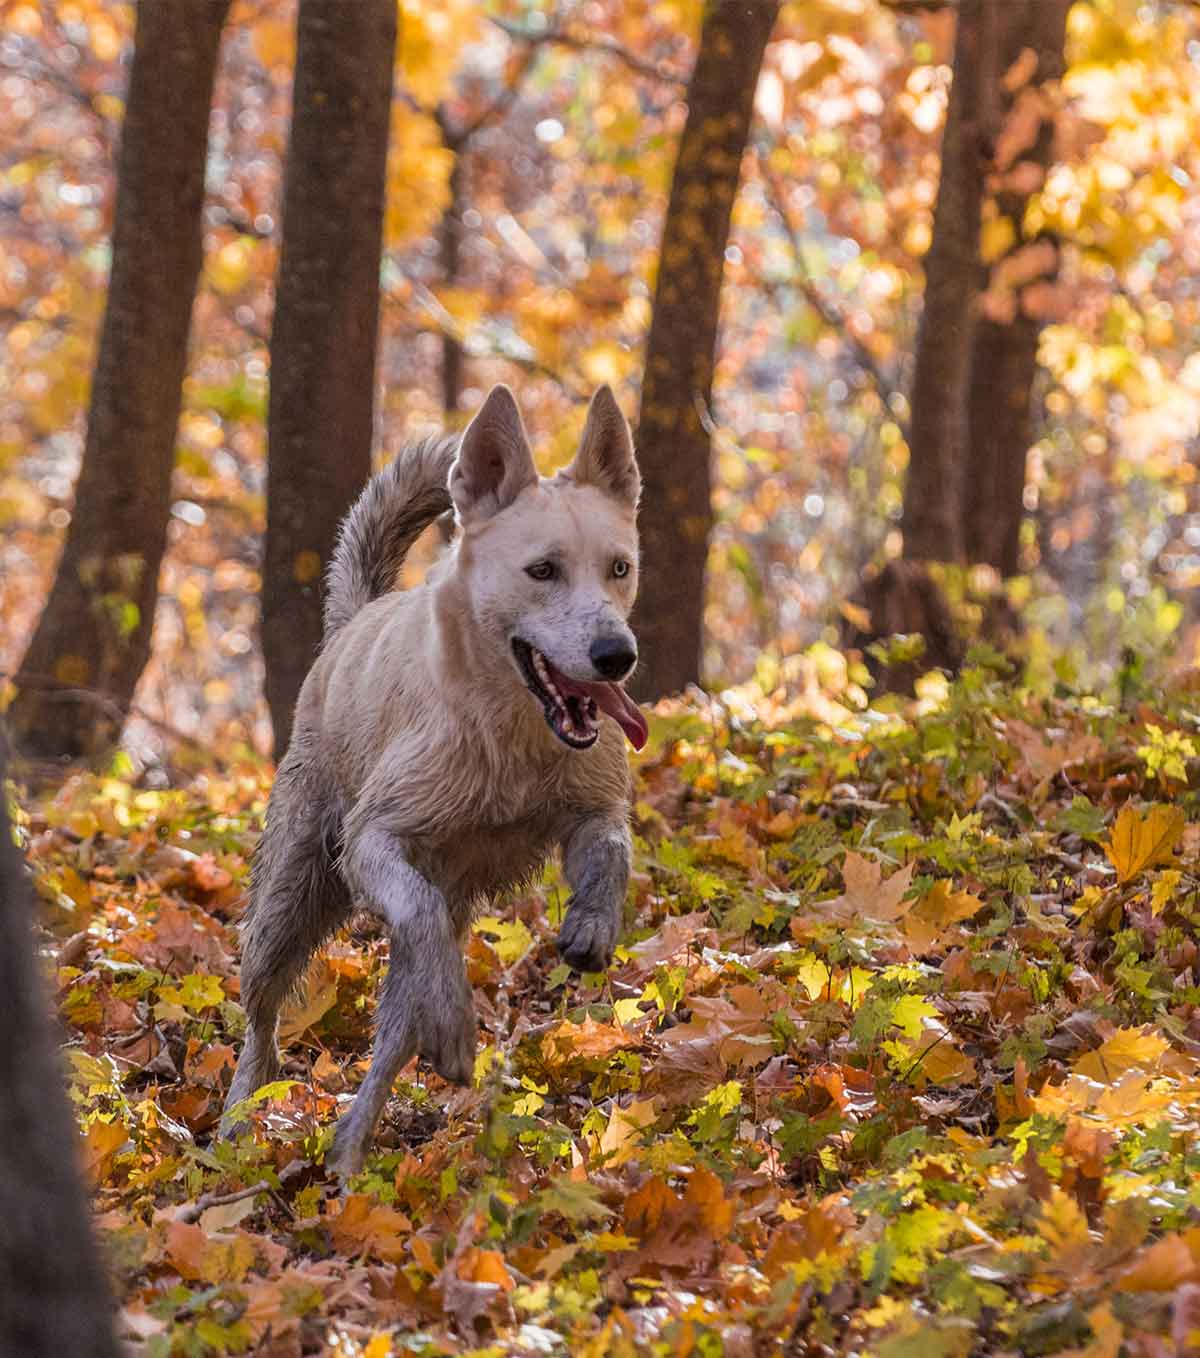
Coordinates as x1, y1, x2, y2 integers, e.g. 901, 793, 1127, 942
220, 385, 642, 1178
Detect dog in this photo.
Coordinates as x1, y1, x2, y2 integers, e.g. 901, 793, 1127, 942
220, 384, 647, 1177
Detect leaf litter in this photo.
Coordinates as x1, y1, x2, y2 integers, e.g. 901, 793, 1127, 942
16, 656, 1200, 1355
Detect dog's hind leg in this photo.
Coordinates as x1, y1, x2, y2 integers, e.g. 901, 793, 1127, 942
555, 815, 632, 973
327, 829, 474, 1178
220, 763, 352, 1138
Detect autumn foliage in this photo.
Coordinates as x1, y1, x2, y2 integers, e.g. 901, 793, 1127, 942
15, 655, 1200, 1353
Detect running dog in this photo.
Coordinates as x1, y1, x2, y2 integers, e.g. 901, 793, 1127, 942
220, 385, 647, 1177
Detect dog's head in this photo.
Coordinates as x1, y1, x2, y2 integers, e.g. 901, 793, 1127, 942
449, 384, 647, 751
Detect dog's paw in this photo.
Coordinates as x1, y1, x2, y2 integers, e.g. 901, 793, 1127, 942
556, 902, 618, 973
419, 998, 476, 1085
326, 1123, 368, 1181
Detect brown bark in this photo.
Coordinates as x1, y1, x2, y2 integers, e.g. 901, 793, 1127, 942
0, 733, 120, 1356
440, 155, 466, 419
9, 0, 230, 760
262, 0, 397, 756
630, 0, 779, 701
899, 0, 989, 563
963, 0, 1070, 576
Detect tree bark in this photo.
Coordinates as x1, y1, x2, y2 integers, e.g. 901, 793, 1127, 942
262, 0, 397, 756
899, 0, 989, 563
963, 0, 1070, 576
440, 155, 466, 419
0, 734, 120, 1357
630, 0, 779, 701
9, 0, 230, 760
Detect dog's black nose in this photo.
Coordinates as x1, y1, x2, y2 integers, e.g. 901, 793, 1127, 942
590, 637, 637, 681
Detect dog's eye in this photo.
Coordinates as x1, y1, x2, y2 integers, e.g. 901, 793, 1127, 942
612, 559, 630, 579
526, 561, 556, 581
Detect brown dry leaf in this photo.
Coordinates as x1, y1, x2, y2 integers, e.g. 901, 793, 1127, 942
624, 911, 712, 974
542, 1014, 637, 1068
457, 1247, 515, 1292
1104, 804, 1185, 883
1118, 1233, 1200, 1292
327, 1194, 413, 1264
904, 880, 985, 953
810, 852, 915, 925
82, 1117, 127, 1184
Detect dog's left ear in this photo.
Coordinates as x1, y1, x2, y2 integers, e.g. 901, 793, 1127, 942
563, 386, 640, 507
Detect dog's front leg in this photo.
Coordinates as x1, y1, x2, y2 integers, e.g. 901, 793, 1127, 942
327, 829, 474, 1179
555, 816, 632, 973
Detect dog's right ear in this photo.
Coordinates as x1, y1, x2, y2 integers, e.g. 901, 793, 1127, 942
449, 385, 538, 520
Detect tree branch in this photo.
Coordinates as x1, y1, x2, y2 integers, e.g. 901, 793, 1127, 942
758, 153, 908, 435
491, 17, 687, 88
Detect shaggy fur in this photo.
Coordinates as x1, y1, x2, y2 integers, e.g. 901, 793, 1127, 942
221, 385, 643, 1177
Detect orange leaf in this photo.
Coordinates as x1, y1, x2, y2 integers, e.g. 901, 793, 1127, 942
1104, 804, 1185, 883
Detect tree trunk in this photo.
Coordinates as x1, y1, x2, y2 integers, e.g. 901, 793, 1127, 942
9, 0, 230, 760
262, 0, 397, 756
899, 0, 989, 563
630, 0, 779, 701
440, 155, 466, 419
0, 734, 120, 1357
963, 0, 1070, 576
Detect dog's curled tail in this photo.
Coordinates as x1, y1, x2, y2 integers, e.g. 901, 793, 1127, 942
323, 435, 458, 642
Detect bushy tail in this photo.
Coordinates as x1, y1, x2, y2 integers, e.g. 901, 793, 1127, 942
323, 435, 458, 641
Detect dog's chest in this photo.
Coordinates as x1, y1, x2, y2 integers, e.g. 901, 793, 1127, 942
417, 809, 558, 906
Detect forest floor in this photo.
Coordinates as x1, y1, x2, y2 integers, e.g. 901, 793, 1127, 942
20, 650, 1200, 1357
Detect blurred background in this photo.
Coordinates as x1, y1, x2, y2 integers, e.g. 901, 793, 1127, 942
0, 0, 1198, 768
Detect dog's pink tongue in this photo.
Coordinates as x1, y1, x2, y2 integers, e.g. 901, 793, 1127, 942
557, 672, 649, 750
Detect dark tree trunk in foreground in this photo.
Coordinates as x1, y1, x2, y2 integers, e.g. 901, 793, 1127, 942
963, 0, 1070, 575
9, 1, 230, 760
630, 0, 779, 701
262, 0, 397, 756
899, 0, 988, 564
0, 736, 120, 1357
439, 155, 466, 419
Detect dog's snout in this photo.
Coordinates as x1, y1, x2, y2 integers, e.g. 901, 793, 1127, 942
590, 636, 637, 681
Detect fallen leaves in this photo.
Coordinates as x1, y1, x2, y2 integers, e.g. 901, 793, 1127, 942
24, 678, 1200, 1354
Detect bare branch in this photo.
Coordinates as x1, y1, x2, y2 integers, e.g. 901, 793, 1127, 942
757, 152, 907, 433
491, 17, 687, 88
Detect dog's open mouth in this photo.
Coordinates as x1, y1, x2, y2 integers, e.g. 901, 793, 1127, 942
512, 639, 648, 751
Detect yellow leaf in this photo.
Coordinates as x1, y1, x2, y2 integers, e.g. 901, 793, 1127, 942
1104, 803, 1185, 883
1072, 1027, 1169, 1083
473, 916, 534, 967
597, 1098, 658, 1166
363, 1336, 393, 1358
1150, 868, 1181, 917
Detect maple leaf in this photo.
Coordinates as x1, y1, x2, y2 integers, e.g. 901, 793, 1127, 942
811, 852, 916, 925
326, 1194, 413, 1264
903, 880, 985, 953
1104, 803, 1185, 883
1072, 1027, 1170, 1082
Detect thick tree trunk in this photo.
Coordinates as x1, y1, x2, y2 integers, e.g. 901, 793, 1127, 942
262, 0, 397, 756
0, 735, 120, 1357
899, 0, 989, 563
630, 0, 779, 701
963, 0, 1070, 576
9, 0, 230, 760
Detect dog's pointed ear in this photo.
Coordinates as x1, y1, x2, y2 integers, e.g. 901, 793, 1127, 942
564, 385, 640, 507
450, 385, 538, 520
